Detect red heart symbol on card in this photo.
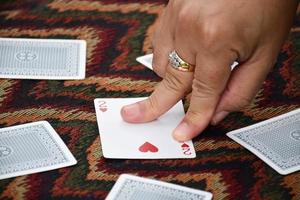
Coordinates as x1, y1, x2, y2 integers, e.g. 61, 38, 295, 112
181, 143, 189, 148
139, 142, 159, 153
100, 107, 107, 112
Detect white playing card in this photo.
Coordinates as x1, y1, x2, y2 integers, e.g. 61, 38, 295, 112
136, 53, 239, 71
136, 54, 153, 70
106, 174, 213, 200
0, 121, 77, 180
227, 108, 300, 175
94, 98, 196, 159
0, 38, 86, 80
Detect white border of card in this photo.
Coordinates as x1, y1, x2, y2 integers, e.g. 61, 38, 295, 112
94, 98, 196, 159
136, 53, 239, 71
0, 38, 86, 80
136, 54, 153, 70
106, 174, 213, 200
227, 109, 300, 175
0, 121, 77, 180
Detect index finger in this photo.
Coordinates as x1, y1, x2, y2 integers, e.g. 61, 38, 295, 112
121, 64, 193, 123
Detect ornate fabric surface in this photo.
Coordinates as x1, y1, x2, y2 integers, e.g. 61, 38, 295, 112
0, 1, 299, 199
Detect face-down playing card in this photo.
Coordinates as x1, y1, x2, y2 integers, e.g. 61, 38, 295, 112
0, 38, 86, 80
94, 98, 196, 159
227, 108, 300, 175
0, 121, 77, 180
105, 174, 213, 200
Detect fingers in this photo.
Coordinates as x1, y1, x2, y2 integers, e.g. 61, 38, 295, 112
211, 54, 275, 125
172, 52, 236, 141
121, 65, 193, 123
151, 7, 174, 78
152, 32, 174, 78
123, 0, 195, 124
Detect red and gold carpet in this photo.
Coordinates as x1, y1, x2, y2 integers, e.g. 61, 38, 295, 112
0, 1, 299, 199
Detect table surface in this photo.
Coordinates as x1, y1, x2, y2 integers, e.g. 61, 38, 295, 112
0, 1, 299, 199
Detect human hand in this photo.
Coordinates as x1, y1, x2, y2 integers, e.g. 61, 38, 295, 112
121, 0, 298, 141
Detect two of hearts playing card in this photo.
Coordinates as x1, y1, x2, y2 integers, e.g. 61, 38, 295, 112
94, 98, 196, 159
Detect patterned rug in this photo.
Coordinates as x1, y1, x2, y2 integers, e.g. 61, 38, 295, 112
0, 1, 299, 199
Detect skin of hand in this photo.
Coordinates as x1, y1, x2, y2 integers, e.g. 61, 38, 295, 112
121, 0, 299, 142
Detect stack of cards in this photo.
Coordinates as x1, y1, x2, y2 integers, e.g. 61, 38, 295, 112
94, 98, 196, 159
0, 121, 77, 180
0, 38, 86, 80
227, 108, 300, 175
106, 174, 213, 200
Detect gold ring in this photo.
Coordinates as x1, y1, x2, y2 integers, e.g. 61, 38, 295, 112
168, 50, 195, 72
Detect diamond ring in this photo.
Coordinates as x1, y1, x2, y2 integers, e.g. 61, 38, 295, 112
168, 50, 195, 72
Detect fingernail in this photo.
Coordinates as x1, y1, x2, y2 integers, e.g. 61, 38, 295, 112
173, 122, 190, 142
122, 103, 141, 119
211, 111, 229, 125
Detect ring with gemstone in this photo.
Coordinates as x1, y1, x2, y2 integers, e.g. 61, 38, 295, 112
168, 50, 195, 72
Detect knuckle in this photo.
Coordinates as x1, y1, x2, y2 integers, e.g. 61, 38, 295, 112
186, 109, 208, 126
153, 67, 165, 78
152, 26, 164, 48
162, 76, 182, 95
151, 37, 156, 49
224, 90, 253, 110
152, 55, 158, 68
147, 96, 162, 117
197, 20, 222, 48
187, 109, 202, 120
152, 53, 162, 68
163, 71, 191, 94
168, 0, 181, 11
235, 96, 252, 109
152, 53, 167, 77
177, 7, 195, 27
192, 78, 219, 98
